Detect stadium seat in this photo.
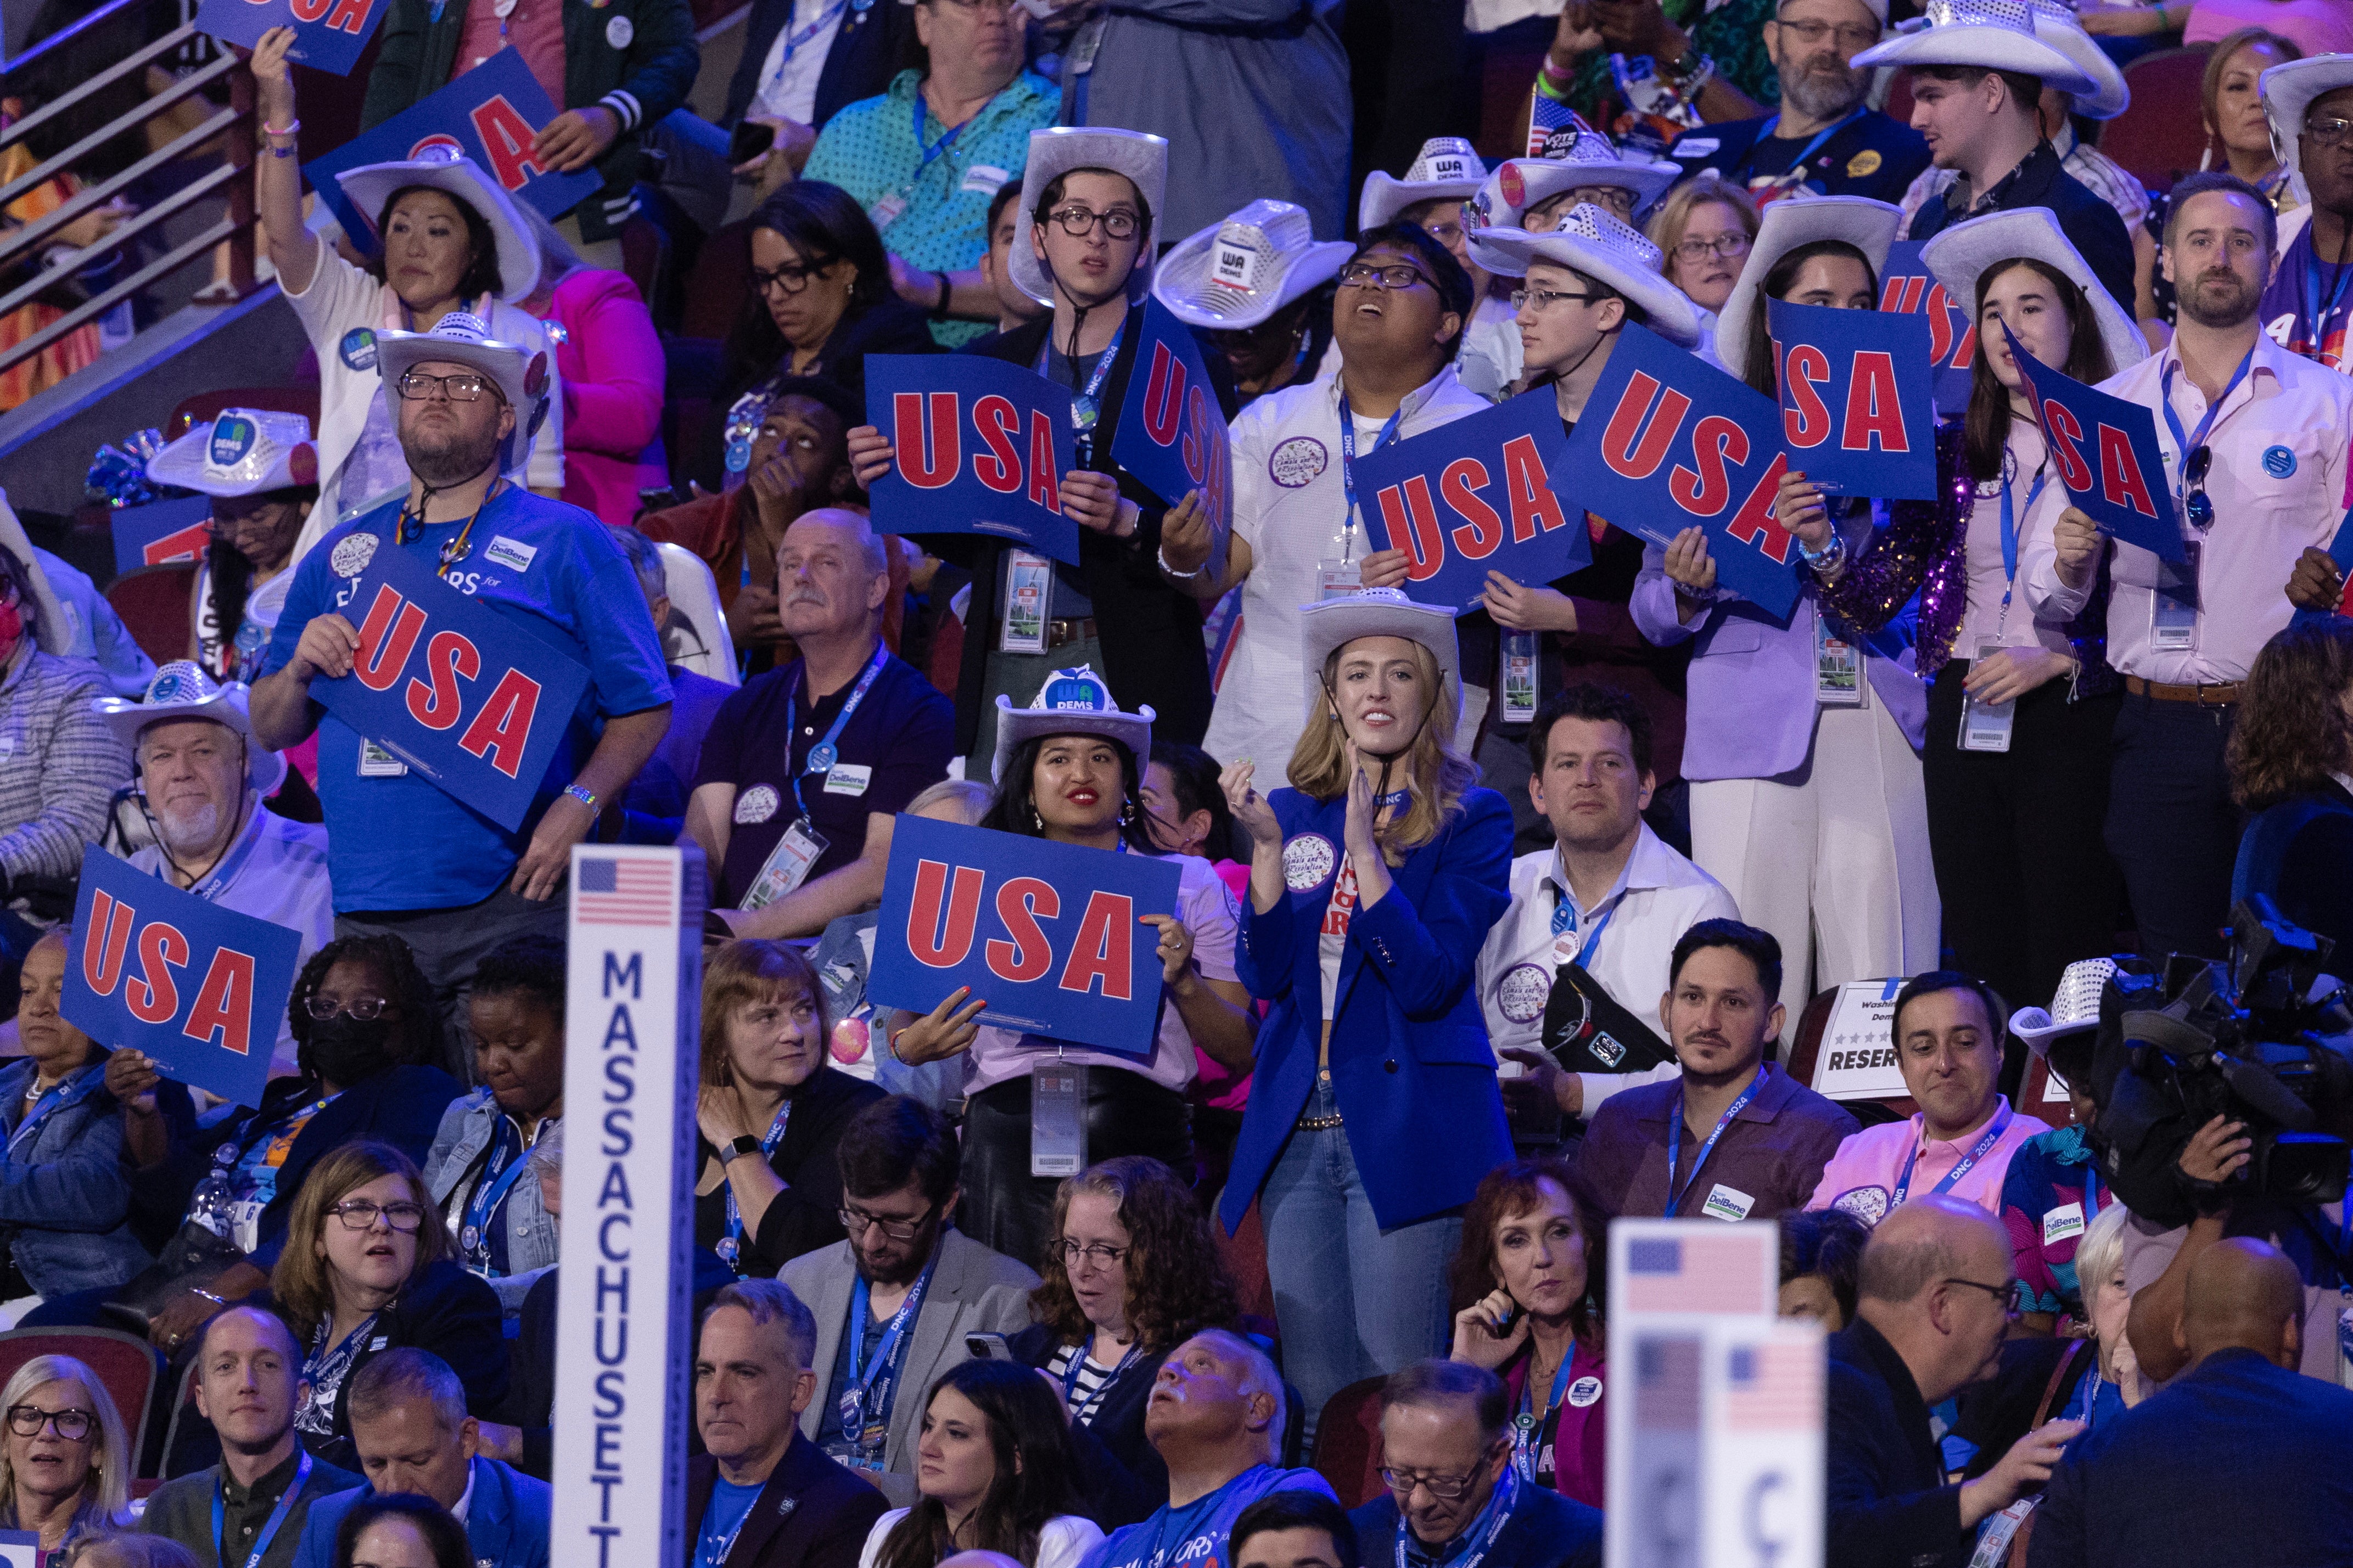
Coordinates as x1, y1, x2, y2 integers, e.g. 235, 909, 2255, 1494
1213, 1198, 1276, 1323
0, 1328, 162, 1475
104, 563, 199, 669
2102, 47, 2215, 195
1310, 1375, 1391, 1509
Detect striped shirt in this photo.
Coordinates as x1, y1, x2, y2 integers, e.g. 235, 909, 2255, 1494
1044, 1344, 1120, 1425
0, 649, 127, 889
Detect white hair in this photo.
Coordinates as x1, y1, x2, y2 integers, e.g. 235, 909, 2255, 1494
1200, 1329, 1285, 1463
2073, 1198, 2131, 1317
0, 1357, 132, 1535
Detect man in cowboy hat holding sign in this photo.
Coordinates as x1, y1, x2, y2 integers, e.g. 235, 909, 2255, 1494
253, 312, 672, 1024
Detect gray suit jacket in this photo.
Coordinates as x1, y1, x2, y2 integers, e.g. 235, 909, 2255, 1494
780, 1228, 1039, 1505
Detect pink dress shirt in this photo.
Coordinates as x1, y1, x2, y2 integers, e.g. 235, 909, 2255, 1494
1805, 1097, 2046, 1223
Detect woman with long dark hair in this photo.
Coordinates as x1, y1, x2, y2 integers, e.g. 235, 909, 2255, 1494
139, 410, 317, 686
2228, 616, 2353, 957
1803, 208, 2139, 1017
1446, 1159, 1609, 1510
858, 1360, 1100, 1568
887, 672, 1256, 1269
1218, 588, 1514, 1431
1635, 195, 1939, 1031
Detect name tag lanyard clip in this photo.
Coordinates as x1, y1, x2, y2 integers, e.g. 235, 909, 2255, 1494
1324, 391, 1404, 597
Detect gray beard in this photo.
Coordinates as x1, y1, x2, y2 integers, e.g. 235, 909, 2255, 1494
1778, 62, 1868, 125
158, 800, 222, 855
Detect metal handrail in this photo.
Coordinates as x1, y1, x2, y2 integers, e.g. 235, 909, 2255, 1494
0, 40, 236, 216
0, 19, 204, 161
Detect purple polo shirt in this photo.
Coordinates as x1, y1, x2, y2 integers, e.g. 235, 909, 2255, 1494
1576, 1064, 1861, 1221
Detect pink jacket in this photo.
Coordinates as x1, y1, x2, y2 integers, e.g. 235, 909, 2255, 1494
539, 268, 666, 529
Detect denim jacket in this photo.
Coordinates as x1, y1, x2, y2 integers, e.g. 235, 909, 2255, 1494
0, 1056, 153, 1297
423, 1091, 558, 1318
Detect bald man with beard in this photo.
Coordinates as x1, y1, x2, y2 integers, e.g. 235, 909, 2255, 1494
2025, 1237, 2353, 1567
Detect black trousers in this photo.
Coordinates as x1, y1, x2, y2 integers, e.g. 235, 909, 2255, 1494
961, 1070, 1195, 1275
2103, 689, 2242, 962
1923, 662, 2124, 1014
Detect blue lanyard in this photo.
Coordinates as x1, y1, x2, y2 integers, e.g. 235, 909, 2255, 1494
911, 89, 998, 183
721, 1103, 793, 1271
2301, 239, 2353, 364
785, 643, 888, 818
1891, 1104, 2013, 1208
1664, 1065, 1769, 1216
1510, 1352, 1576, 1477
1396, 1463, 1518, 1568
2081, 1156, 2099, 1221
2158, 349, 2253, 512
1338, 391, 1405, 550
1037, 318, 1129, 462
461, 1117, 541, 1275
8, 1072, 88, 1155
1548, 889, 1615, 970
1058, 1341, 1144, 1418
212, 1452, 312, 1568
842, 1247, 942, 1434
1752, 106, 1868, 184
1997, 463, 2049, 617
772, 0, 847, 80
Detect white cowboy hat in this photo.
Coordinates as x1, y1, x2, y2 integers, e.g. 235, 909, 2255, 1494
990, 664, 1155, 786
2262, 54, 2353, 192
1153, 200, 1355, 330
1467, 140, 1681, 234
1921, 207, 2148, 377
374, 311, 553, 474
1009, 127, 1169, 308
1714, 194, 1902, 383
2019, 0, 2128, 117
94, 659, 287, 797
145, 410, 320, 498
334, 146, 542, 303
2010, 956, 2115, 1054
1297, 587, 1463, 721
1850, 0, 2096, 95
0, 490, 69, 657
1469, 204, 1704, 349
1359, 138, 1489, 233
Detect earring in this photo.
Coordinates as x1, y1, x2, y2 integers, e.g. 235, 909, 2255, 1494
1032, 805, 1044, 831
1119, 798, 1136, 825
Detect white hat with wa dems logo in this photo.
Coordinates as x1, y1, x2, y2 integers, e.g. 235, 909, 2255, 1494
1153, 200, 1354, 331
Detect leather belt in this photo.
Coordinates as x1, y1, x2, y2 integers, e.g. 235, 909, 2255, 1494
1294, 1111, 1345, 1131
1045, 616, 1099, 651
2125, 674, 2241, 705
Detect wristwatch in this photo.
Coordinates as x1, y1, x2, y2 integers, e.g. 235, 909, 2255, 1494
719, 1134, 764, 1165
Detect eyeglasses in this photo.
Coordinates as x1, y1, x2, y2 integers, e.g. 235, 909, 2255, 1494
1562, 186, 1637, 216
2305, 115, 2353, 149
5, 1406, 93, 1441
1377, 1445, 1503, 1500
839, 1203, 936, 1241
1421, 220, 1466, 245
752, 263, 823, 296
1673, 233, 1753, 264
1510, 286, 1603, 313
1055, 1239, 1131, 1268
1771, 18, 1880, 49
1941, 1276, 2019, 1313
305, 994, 390, 1021
329, 1199, 428, 1233
1043, 206, 1141, 240
393, 372, 492, 403
2184, 444, 2214, 530
1337, 261, 1432, 291
926, 0, 1019, 11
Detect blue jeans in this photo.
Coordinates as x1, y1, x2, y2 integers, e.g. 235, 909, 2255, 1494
1260, 1073, 1462, 1431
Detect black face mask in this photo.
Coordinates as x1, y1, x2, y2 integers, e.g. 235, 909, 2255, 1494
306, 1014, 396, 1086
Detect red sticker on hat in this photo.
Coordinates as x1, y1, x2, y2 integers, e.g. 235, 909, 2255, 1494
1498, 162, 1526, 208
525, 352, 548, 398
289, 443, 318, 487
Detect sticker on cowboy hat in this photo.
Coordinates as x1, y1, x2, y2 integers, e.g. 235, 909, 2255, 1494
735, 784, 782, 824
526, 352, 549, 398
206, 415, 259, 476
1211, 239, 1262, 295
1498, 163, 1526, 207
1269, 436, 1328, 488
606, 13, 634, 46
340, 329, 378, 372
331, 534, 380, 579
1422, 151, 1471, 182
1282, 833, 1336, 891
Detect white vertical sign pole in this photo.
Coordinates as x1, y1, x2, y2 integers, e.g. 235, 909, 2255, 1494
1699, 1318, 1826, 1568
552, 845, 707, 1568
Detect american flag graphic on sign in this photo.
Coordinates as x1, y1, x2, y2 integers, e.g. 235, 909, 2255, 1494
574, 856, 675, 926
1723, 1341, 1819, 1433
1621, 1234, 1772, 1315
1635, 1336, 1701, 1432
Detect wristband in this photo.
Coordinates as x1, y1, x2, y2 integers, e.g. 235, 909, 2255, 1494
1537, 57, 1575, 102
261, 119, 300, 138
1797, 532, 1846, 572
192, 1288, 227, 1307
933, 271, 953, 317
1158, 545, 1207, 579
564, 783, 598, 811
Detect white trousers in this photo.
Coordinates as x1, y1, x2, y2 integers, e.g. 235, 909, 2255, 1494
1690, 696, 1941, 1033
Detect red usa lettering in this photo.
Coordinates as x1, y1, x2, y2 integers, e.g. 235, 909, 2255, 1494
892, 391, 1062, 511
350, 583, 546, 779
469, 95, 546, 192
2040, 396, 2094, 492
904, 858, 1139, 999
79, 889, 262, 1055
2095, 423, 2159, 517
1377, 435, 1568, 581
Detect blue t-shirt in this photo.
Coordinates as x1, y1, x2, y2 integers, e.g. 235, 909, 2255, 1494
696, 1478, 765, 1568
262, 488, 673, 913
1083, 1465, 1337, 1568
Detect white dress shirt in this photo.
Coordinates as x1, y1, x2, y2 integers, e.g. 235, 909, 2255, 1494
1475, 823, 1740, 1117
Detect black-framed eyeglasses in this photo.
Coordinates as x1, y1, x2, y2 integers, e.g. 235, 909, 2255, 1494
330, 1199, 427, 1232
393, 372, 491, 403
1043, 206, 1141, 241
1510, 287, 1602, 313
1055, 1238, 1130, 1268
1337, 261, 1432, 292
1771, 17, 1880, 49
925, 0, 1019, 12
5, 1406, 92, 1441
1562, 185, 1637, 215
305, 994, 390, 1021
839, 1202, 937, 1241
752, 263, 822, 296
1378, 1441, 1505, 1500
1941, 1276, 2018, 1312
2306, 115, 2353, 150
1673, 233, 1753, 264
2185, 443, 2214, 530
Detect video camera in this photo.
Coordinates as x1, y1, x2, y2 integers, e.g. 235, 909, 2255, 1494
2082, 898, 2353, 1224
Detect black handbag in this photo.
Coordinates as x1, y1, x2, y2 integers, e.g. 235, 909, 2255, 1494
1541, 960, 1677, 1077
97, 1219, 246, 1335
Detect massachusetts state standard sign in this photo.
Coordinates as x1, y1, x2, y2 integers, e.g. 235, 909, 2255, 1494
555, 846, 704, 1568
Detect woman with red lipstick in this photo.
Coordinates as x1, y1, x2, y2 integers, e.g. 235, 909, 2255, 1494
888, 668, 1257, 1272
0, 1355, 132, 1561
860, 1360, 1099, 1568
1216, 588, 1514, 1436
1446, 1160, 1610, 1511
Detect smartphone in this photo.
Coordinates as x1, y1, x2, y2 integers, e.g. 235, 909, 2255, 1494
965, 1332, 1012, 1361
728, 119, 778, 166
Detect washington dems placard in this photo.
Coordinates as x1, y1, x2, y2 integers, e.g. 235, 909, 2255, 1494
868, 814, 1181, 1058
866, 357, 1080, 565
62, 846, 301, 1109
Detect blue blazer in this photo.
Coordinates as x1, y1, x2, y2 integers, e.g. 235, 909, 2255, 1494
1350, 1481, 1603, 1568
1219, 786, 1514, 1234
2025, 1347, 2353, 1568
291, 1455, 551, 1568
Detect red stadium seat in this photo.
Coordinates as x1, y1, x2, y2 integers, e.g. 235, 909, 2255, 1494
2102, 47, 2215, 195
1310, 1376, 1390, 1509
166, 389, 322, 442
0, 1328, 162, 1474
105, 564, 199, 670
1213, 1197, 1275, 1323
